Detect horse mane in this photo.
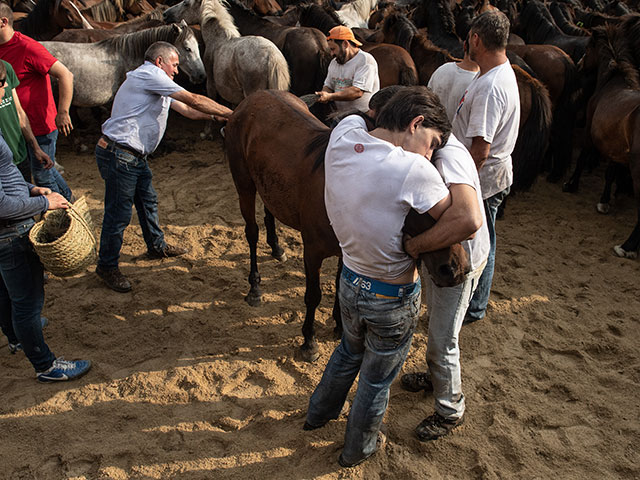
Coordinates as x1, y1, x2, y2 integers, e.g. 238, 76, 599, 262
99, 23, 192, 58
518, 0, 562, 44
594, 23, 640, 90
549, 1, 589, 36
411, 0, 461, 57
341, 0, 377, 22
17, 0, 56, 38
621, 13, 640, 67
227, 0, 259, 18
84, 0, 123, 22
298, 3, 342, 34
382, 12, 417, 51
201, 0, 240, 38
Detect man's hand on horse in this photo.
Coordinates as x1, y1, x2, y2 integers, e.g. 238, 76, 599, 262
55, 112, 74, 136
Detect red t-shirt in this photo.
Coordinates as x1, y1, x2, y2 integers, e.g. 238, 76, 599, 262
0, 32, 58, 136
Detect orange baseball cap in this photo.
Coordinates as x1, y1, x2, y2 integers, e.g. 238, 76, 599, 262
326, 26, 362, 46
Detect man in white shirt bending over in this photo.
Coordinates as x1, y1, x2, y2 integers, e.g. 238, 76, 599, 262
452, 10, 520, 324
315, 26, 379, 113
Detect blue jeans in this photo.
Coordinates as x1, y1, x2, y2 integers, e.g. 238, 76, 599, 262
424, 260, 485, 420
96, 144, 166, 270
0, 221, 55, 372
466, 187, 510, 322
26, 130, 73, 201
306, 275, 421, 465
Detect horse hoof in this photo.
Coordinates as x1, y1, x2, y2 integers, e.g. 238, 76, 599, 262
273, 250, 287, 262
596, 203, 610, 214
244, 293, 261, 307
613, 245, 638, 259
300, 345, 320, 363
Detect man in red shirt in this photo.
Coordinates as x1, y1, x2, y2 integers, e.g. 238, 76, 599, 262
0, 4, 74, 201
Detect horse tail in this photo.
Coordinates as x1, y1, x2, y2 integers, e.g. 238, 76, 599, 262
267, 51, 291, 92
511, 65, 553, 191
308, 130, 332, 172
399, 62, 419, 85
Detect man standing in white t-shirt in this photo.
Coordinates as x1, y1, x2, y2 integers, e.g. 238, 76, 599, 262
451, 11, 520, 325
401, 134, 489, 440
95, 41, 232, 293
304, 87, 457, 468
315, 26, 379, 113
428, 38, 479, 122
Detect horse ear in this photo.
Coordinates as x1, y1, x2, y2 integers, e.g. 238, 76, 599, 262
172, 22, 182, 34
180, 19, 188, 27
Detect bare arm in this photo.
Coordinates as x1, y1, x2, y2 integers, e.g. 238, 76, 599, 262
315, 86, 363, 103
170, 90, 233, 119
48, 61, 74, 136
404, 184, 483, 258
469, 136, 491, 171
13, 90, 53, 169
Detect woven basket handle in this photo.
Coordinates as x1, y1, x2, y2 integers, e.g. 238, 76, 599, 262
66, 203, 97, 252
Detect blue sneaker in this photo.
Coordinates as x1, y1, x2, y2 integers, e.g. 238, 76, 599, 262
36, 357, 92, 383
8, 317, 48, 354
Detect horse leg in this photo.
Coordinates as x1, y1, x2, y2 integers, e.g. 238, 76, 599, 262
597, 161, 616, 214
332, 257, 343, 339
238, 191, 262, 307
564, 144, 596, 193
263, 206, 287, 262
614, 154, 640, 259
300, 243, 323, 362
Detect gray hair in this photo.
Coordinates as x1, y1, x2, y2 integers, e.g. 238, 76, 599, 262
144, 41, 179, 63
470, 10, 510, 51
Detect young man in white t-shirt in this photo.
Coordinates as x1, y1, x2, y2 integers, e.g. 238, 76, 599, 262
315, 26, 380, 113
304, 87, 459, 468
428, 38, 479, 122
451, 11, 520, 325
402, 134, 489, 440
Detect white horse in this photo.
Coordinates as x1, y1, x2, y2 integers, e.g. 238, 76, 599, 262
163, 0, 290, 105
336, 0, 379, 28
41, 21, 206, 107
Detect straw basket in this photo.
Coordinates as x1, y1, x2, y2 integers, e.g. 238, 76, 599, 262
29, 196, 97, 277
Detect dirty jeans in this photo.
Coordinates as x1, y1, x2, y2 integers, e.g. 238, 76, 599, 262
425, 260, 486, 420
306, 274, 421, 465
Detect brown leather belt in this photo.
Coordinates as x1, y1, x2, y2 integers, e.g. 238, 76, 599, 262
98, 136, 146, 159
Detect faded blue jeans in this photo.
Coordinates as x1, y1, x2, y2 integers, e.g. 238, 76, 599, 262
0, 221, 56, 372
96, 144, 166, 270
26, 130, 73, 201
306, 274, 421, 465
465, 187, 510, 322
425, 260, 486, 420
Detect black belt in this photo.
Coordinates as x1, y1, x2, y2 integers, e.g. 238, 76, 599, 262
99, 136, 147, 159
0, 217, 31, 229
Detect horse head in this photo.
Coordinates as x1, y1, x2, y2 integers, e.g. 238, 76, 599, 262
163, 0, 202, 24
52, 0, 90, 28
403, 208, 470, 287
172, 20, 207, 84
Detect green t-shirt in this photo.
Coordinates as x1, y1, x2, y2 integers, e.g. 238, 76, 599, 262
0, 60, 27, 165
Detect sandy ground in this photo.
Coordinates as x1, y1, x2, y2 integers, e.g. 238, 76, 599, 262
0, 113, 638, 480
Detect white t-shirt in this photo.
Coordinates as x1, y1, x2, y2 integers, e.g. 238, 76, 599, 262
102, 61, 184, 155
324, 115, 449, 281
428, 62, 478, 122
452, 60, 520, 199
324, 50, 380, 113
432, 134, 490, 271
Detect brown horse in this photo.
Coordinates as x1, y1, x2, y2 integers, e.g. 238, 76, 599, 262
226, 90, 470, 361
15, 0, 92, 40
573, 20, 640, 258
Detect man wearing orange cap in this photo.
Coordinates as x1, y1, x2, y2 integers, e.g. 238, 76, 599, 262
315, 26, 379, 113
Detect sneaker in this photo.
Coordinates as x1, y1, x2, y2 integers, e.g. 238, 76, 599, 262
303, 401, 350, 431
147, 244, 188, 259
36, 357, 92, 383
338, 428, 387, 468
415, 412, 464, 441
8, 317, 48, 354
400, 371, 433, 393
96, 265, 132, 293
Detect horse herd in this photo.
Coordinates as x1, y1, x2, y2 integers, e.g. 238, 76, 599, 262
5, 0, 638, 358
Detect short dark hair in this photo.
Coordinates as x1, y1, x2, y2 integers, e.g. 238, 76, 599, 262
368, 85, 403, 115
376, 86, 451, 143
470, 10, 510, 51
144, 41, 179, 63
0, 3, 13, 27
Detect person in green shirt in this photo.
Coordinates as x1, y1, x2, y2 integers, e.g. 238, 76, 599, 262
0, 60, 51, 182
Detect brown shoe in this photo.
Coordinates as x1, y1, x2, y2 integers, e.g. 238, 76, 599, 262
96, 266, 132, 293
400, 371, 433, 393
415, 412, 464, 441
147, 244, 188, 259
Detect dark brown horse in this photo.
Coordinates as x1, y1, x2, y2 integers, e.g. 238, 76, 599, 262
15, 0, 92, 40
226, 90, 470, 361
571, 19, 640, 258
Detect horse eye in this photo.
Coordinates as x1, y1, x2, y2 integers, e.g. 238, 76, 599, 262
185, 47, 192, 52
